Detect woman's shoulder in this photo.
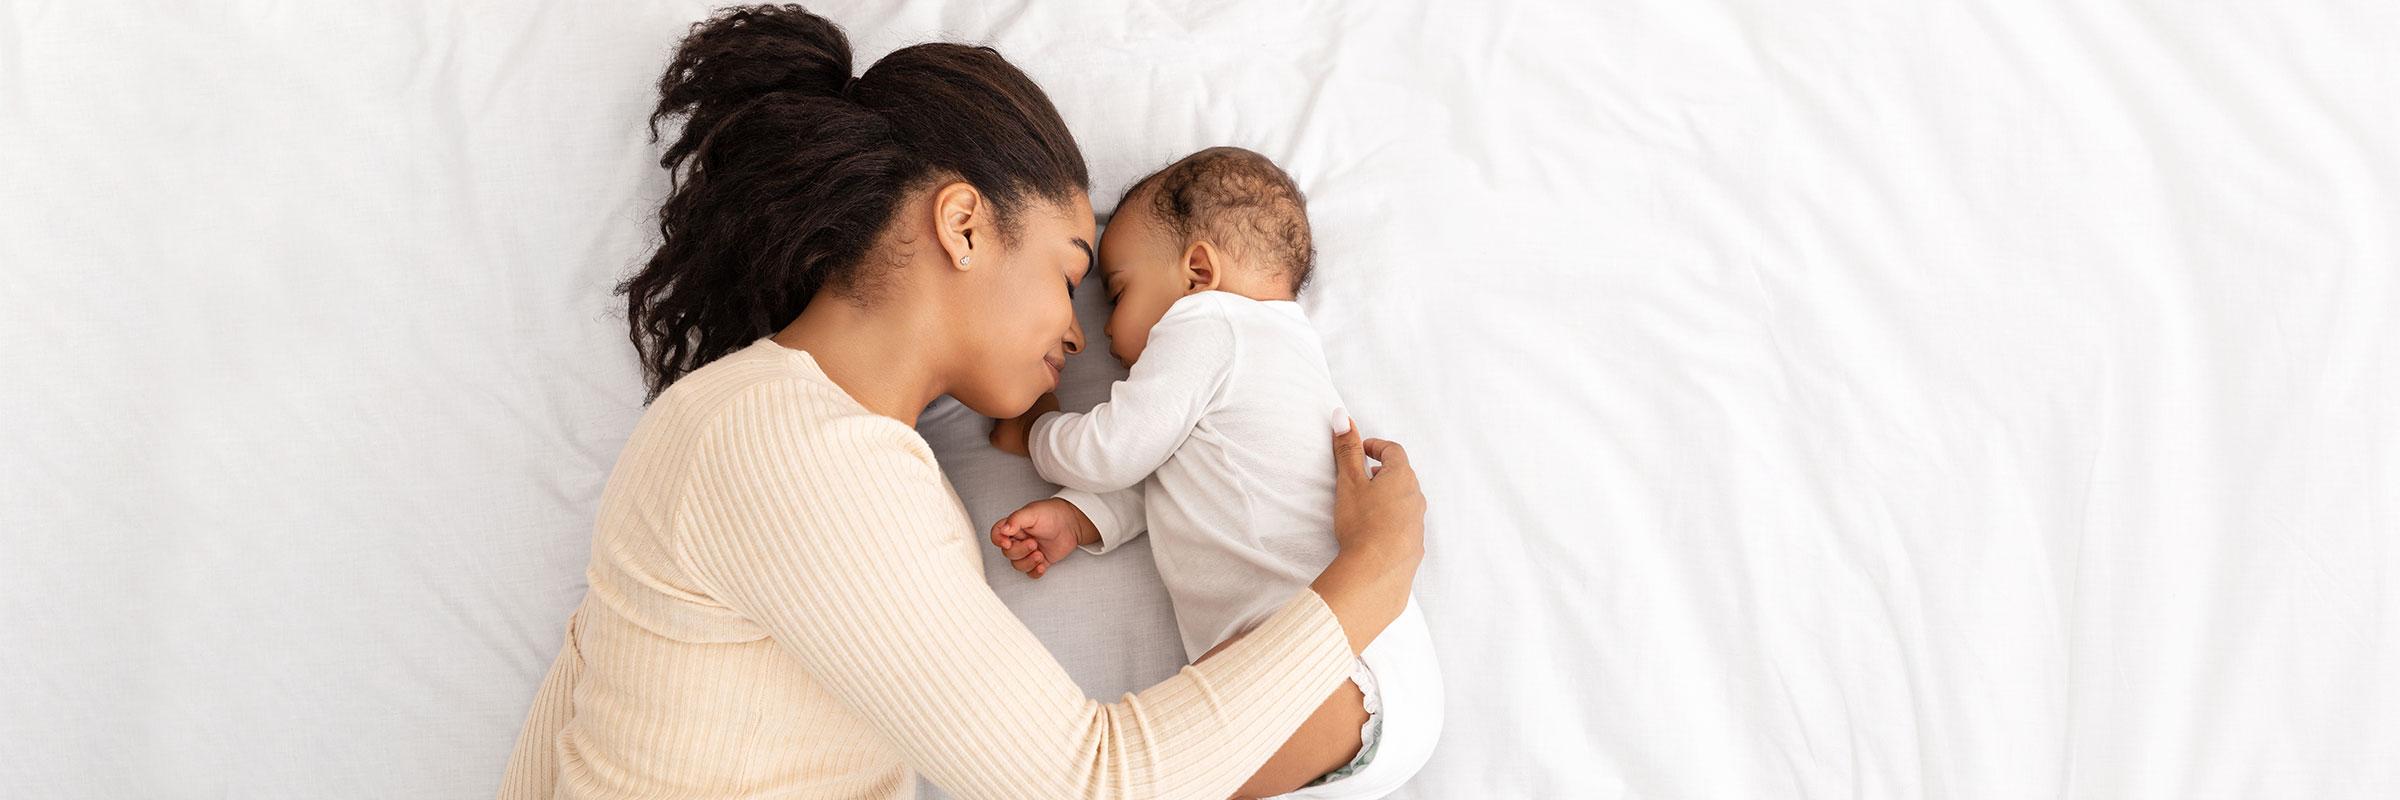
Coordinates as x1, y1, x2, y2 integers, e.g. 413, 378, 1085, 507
651, 338, 938, 479
648, 342, 968, 563
651, 337, 827, 413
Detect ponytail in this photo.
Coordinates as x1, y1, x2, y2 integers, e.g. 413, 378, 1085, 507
622, 4, 1088, 401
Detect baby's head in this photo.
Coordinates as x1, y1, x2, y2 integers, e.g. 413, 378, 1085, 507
1097, 147, 1314, 366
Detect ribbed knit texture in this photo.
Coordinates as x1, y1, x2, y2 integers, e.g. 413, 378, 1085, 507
498, 337, 1356, 799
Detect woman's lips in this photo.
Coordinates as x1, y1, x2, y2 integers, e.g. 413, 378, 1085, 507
1043, 357, 1062, 386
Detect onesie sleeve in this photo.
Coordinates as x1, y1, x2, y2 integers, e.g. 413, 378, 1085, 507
1029, 297, 1235, 493
1053, 485, 1147, 555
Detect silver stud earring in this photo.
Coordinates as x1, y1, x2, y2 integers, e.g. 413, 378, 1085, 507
959, 255, 972, 265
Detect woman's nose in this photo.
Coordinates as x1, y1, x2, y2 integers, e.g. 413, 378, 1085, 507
1063, 317, 1084, 355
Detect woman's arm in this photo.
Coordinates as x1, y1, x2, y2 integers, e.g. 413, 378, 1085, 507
1311, 415, 1426, 655
668, 381, 1416, 799
497, 608, 584, 798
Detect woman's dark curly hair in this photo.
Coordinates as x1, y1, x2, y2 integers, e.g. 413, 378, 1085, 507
622, 4, 1089, 401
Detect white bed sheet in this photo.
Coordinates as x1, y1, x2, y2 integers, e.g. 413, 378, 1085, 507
3, 1, 2395, 797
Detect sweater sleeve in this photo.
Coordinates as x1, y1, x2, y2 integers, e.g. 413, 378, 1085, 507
672, 380, 1354, 800
1053, 485, 1147, 555
496, 605, 584, 799
1028, 298, 1233, 493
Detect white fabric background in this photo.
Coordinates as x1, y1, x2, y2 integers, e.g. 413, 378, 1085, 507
3, 1, 2395, 797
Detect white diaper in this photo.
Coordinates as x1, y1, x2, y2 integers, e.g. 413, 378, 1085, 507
1268, 596, 1442, 800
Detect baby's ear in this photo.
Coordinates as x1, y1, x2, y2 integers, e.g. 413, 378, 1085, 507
1182, 241, 1222, 293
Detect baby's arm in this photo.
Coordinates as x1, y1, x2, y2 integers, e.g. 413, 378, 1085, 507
1028, 303, 1235, 492
1054, 485, 1148, 555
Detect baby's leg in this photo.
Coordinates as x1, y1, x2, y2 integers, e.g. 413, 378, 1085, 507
1197, 632, 1368, 799
1229, 678, 1369, 800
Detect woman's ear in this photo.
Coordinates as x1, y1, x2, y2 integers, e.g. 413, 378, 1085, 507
1181, 241, 1222, 294
932, 181, 984, 271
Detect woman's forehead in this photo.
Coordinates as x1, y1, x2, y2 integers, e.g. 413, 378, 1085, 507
1028, 191, 1097, 241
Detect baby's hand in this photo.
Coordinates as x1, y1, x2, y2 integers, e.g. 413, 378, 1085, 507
987, 392, 1061, 457
988, 497, 1098, 579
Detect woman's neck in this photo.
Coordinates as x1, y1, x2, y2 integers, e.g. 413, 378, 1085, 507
769, 297, 945, 427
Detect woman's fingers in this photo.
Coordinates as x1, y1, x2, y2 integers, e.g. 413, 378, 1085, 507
1361, 438, 1410, 475
1361, 437, 1427, 515
1330, 410, 1368, 485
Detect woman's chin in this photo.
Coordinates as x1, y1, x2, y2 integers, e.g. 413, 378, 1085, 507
955, 390, 1039, 421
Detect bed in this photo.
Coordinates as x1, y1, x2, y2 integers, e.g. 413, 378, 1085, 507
3, 1, 2393, 797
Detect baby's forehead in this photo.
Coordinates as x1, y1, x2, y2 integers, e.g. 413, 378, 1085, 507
1098, 197, 1164, 247
1105, 180, 1159, 225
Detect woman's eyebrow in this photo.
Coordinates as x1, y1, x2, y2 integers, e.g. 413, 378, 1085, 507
1070, 238, 1095, 275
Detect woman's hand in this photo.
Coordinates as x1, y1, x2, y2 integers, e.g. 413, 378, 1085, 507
988, 392, 1061, 456
1310, 412, 1427, 655
988, 497, 1096, 579
1329, 415, 1425, 561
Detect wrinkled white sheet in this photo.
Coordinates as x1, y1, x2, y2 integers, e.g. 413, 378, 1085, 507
3, 1, 2394, 797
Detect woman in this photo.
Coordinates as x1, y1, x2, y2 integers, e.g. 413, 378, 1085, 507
500, 6, 1425, 799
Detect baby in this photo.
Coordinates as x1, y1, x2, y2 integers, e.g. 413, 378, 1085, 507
988, 147, 1440, 799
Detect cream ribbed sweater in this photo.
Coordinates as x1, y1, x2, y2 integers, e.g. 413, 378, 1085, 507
499, 337, 1356, 799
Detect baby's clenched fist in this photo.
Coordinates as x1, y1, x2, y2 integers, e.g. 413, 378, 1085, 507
987, 497, 1099, 580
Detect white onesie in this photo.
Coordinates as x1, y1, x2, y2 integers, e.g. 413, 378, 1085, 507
1029, 290, 1442, 799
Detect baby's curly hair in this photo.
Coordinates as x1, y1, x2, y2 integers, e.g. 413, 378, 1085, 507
1124, 147, 1316, 294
